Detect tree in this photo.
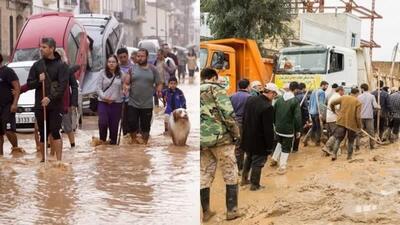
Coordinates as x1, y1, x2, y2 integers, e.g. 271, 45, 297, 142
201, 0, 294, 46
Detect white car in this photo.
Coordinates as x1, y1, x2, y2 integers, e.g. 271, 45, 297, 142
7, 61, 36, 132
8, 61, 82, 132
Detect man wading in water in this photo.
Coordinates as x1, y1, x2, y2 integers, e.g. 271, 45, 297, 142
27, 37, 68, 162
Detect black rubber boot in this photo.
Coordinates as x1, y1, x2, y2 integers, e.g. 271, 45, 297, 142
331, 139, 341, 161
250, 166, 262, 191
347, 142, 354, 160
200, 188, 215, 222
226, 184, 244, 220
240, 156, 251, 186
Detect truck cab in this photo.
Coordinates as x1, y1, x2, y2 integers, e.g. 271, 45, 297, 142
275, 45, 365, 90
200, 38, 272, 94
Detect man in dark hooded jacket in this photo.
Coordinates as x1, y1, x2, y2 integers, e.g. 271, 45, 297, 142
27, 37, 68, 162
241, 83, 278, 191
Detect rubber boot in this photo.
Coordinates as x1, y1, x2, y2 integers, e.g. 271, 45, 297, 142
277, 152, 289, 175
200, 188, 216, 222
240, 155, 251, 186
270, 143, 281, 167
347, 142, 354, 161
250, 166, 262, 191
226, 184, 244, 220
331, 139, 341, 161
323, 136, 335, 155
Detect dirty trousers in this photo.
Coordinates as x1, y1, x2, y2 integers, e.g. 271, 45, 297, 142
200, 144, 238, 189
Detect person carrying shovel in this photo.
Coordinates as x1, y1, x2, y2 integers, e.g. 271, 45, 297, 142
27, 37, 68, 162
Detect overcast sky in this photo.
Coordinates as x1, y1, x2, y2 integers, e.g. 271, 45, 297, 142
314, 0, 399, 61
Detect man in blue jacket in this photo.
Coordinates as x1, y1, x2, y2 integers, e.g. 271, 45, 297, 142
306, 81, 329, 146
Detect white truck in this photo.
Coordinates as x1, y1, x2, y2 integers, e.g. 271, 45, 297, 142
274, 13, 371, 90
275, 44, 369, 90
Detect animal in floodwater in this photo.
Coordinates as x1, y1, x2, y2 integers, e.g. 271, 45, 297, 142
168, 108, 190, 146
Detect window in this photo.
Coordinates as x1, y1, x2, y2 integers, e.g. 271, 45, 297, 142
351, 33, 356, 48
67, 33, 79, 64
70, 24, 84, 48
10, 16, 14, 54
329, 52, 344, 73
199, 48, 208, 69
211, 52, 229, 70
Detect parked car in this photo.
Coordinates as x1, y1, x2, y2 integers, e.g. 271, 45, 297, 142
11, 12, 89, 83
138, 39, 160, 65
75, 14, 124, 112
7, 61, 82, 132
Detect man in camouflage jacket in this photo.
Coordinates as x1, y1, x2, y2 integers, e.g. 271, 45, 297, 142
200, 68, 242, 222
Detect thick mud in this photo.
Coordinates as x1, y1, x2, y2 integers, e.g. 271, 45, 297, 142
205, 141, 400, 225
0, 78, 200, 225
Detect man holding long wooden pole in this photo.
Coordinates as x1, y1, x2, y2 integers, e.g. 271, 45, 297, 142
27, 38, 68, 162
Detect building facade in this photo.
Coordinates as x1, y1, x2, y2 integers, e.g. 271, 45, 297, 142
0, 0, 32, 61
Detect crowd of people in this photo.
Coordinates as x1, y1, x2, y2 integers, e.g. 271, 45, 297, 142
200, 67, 400, 222
0, 37, 195, 162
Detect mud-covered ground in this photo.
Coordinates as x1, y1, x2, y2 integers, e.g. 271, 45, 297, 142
205, 140, 400, 225
0, 77, 200, 225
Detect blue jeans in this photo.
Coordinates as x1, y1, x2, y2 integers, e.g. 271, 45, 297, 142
311, 114, 321, 143
98, 101, 122, 144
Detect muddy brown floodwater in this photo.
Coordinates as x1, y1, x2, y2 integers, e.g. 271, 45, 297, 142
206, 140, 400, 225
0, 78, 200, 225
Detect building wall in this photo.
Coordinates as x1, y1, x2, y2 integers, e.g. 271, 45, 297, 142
0, 0, 32, 61
142, 2, 169, 44
32, 0, 79, 14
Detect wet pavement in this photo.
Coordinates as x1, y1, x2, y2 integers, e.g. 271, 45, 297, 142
205, 140, 400, 225
0, 78, 200, 225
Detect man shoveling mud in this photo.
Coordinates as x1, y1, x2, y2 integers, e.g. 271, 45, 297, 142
0, 53, 21, 156
27, 37, 68, 162
330, 87, 362, 161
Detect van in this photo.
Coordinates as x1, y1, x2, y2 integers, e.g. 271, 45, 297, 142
11, 12, 89, 83
138, 39, 160, 65
75, 14, 124, 97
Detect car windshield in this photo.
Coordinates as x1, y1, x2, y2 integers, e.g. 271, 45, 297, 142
12, 66, 30, 84
199, 48, 207, 69
13, 49, 40, 62
276, 50, 327, 74
84, 26, 104, 71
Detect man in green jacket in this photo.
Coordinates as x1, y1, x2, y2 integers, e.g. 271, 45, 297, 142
200, 68, 242, 222
270, 81, 302, 174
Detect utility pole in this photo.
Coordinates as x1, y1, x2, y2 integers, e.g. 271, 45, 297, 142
57, 0, 60, 12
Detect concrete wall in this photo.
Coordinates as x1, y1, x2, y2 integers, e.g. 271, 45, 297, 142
296, 13, 361, 48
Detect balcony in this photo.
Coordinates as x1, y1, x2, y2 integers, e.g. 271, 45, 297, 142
10, 0, 32, 5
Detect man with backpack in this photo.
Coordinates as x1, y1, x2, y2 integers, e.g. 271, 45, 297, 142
154, 49, 176, 107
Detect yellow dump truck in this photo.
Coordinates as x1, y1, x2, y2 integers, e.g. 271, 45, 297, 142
200, 38, 273, 94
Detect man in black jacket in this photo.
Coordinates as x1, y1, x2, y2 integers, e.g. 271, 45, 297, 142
241, 83, 278, 191
27, 37, 68, 162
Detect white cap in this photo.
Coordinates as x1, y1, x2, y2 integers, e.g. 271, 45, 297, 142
264, 83, 278, 93
250, 80, 262, 89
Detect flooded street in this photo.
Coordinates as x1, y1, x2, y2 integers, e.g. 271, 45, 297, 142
0, 78, 199, 225
206, 141, 400, 225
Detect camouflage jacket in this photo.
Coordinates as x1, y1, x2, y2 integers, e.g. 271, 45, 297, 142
200, 81, 240, 149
